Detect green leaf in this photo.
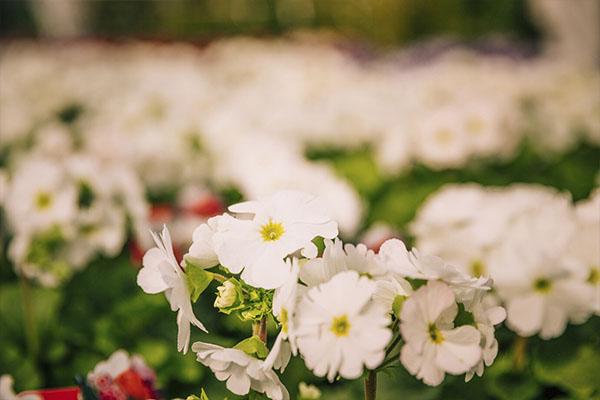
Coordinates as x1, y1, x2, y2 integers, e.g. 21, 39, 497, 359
533, 341, 600, 398
233, 336, 269, 359
185, 262, 214, 302
392, 295, 406, 319
485, 354, 541, 400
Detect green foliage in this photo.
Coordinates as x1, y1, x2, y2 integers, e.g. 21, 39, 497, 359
233, 336, 269, 359
186, 261, 215, 302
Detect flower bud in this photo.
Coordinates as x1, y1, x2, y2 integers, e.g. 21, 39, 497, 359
298, 382, 321, 400
214, 281, 237, 309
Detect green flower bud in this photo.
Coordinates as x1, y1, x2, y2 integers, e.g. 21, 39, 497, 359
214, 280, 238, 309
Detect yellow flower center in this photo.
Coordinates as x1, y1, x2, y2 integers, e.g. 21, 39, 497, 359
428, 323, 444, 344
330, 315, 351, 337
534, 278, 552, 293
260, 219, 285, 242
466, 117, 484, 135
434, 128, 454, 144
35, 191, 53, 210
588, 267, 599, 285
470, 260, 486, 277
280, 308, 289, 333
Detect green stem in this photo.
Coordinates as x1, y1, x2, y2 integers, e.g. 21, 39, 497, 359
364, 370, 377, 400
377, 352, 400, 371
211, 272, 227, 283
19, 276, 39, 361
385, 334, 402, 356
513, 336, 528, 371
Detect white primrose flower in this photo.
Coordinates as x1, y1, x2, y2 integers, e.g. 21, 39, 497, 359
464, 293, 506, 382
565, 189, 600, 316
299, 238, 387, 287
400, 280, 482, 386
192, 342, 289, 400
295, 271, 392, 381
378, 239, 490, 302
5, 157, 77, 234
213, 190, 338, 289
137, 226, 206, 353
263, 258, 301, 372
184, 215, 221, 269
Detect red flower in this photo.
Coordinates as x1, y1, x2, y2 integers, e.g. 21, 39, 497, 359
115, 369, 153, 400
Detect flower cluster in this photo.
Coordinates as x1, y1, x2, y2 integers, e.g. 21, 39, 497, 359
86, 350, 160, 400
3, 154, 148, 286
137, 191, 505, 398
1, 37, 598, 288
412, 184, 599, 339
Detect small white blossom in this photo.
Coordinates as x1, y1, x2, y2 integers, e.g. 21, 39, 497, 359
213, 191, 338, 289
192, 342, 289, 400
295, 271, 391, 381
137, 226, 206, 353
400, 280, 482, 386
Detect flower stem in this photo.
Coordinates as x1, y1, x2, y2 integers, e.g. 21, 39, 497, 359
19, 276, 39, 362
513, 336, 528, 371
385, 334, 402, 356
253, 317, 268, 343
364, 370, 377, 400
211, 272, 227, 283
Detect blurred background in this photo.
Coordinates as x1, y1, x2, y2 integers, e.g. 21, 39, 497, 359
0, 1, 599, 399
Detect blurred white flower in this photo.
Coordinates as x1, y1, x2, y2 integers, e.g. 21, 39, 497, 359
5, 157, 76, 234
192, 342, 289, 400
400, 280, 482, 386
214, 190, 338, 289
0, 375, 42, 400
137, 226, 206, 353
295, 271, 391, 381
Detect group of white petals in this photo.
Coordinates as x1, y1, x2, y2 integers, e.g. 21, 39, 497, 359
137, 190, 506, 399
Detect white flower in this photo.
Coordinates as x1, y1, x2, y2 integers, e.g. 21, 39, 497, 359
0, 375, 41, 400
400, 280, 482, 386
5, 157, 76, 234
263, 259, 301, 372
377, 239, 490, 302
137, 226, 206, 353
213, 190, 338, 289
191, 342, 289, 400
184, 216, 220, 269
464, 294, 506, 382
299, 239, 386, 287
565, 189, 600, 316
295, 271, 391, 381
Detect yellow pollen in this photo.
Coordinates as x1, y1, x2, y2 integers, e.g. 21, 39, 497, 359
470, 260, 486, 277
588, 267, 599, 285
466, 117, 484, 135
428, 323, 444, 344
260, 219, 285, 242
330, 315, 351, 337
35, 192, 53, 210
434, 128, 454, 144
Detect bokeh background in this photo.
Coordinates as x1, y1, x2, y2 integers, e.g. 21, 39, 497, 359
1, 1, 599, 399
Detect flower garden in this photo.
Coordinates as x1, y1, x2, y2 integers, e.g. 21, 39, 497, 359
0, 1, 599, 400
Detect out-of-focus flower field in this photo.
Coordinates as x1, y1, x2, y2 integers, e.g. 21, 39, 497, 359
0, 1, 599, 399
